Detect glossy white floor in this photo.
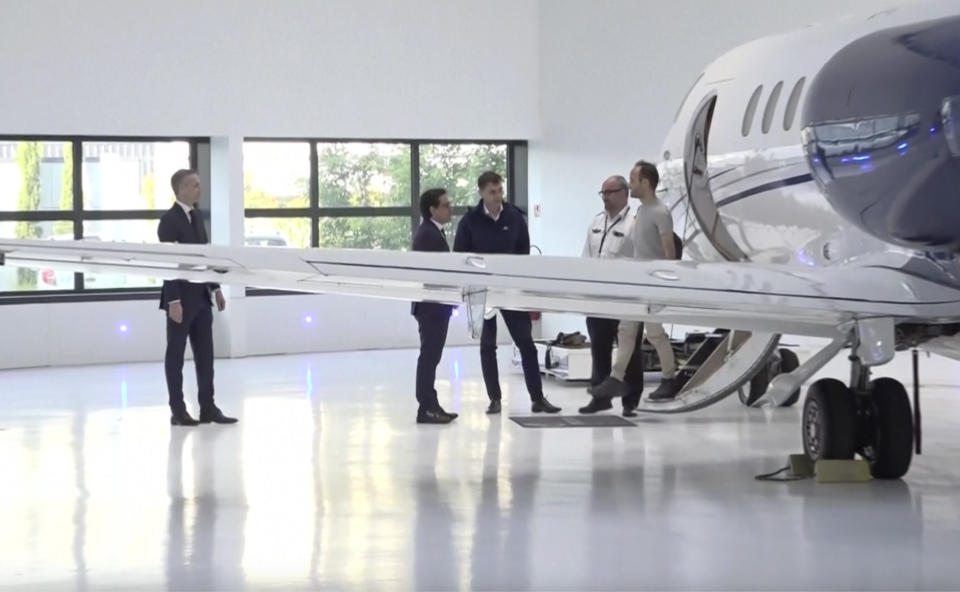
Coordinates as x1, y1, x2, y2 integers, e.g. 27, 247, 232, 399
1, 345, 959, 591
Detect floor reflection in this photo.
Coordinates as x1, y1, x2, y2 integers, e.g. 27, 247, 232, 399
0, 347, 958, 589
165, 427, 246, 591
413, 432, 457, 591
72, 408, 88, 592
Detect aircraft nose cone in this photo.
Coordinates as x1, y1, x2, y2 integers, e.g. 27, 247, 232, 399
801, 15, 960, 250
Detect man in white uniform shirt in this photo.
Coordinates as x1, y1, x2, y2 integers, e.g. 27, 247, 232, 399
577, 175, 647, 417
591, 161, 680, 402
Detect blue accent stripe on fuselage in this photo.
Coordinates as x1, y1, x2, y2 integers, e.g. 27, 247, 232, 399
715, 174, 814, 208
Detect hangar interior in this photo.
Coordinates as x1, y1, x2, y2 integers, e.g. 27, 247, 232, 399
1, 1, 958, 590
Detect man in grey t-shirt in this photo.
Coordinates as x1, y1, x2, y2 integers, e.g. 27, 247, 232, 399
631, 192, 673, 260
590, 160, 680, 403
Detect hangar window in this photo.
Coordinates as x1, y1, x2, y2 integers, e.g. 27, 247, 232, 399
0, 137, 204, 299
242, 139, 525, 294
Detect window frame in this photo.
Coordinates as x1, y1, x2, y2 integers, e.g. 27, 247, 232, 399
243, 137, 527, 296
0, 135, 207, 304
0, 135, 527, 302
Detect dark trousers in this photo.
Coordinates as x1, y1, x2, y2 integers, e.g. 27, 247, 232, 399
480, 309, 543, 402
165, 304, 215, 413
414, 306, 451, 411
586, 317, 644, 408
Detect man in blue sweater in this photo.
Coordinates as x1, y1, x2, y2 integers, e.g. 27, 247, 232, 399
453, 171, 561, 415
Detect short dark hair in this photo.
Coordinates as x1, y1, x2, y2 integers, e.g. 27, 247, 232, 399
634, 160, 659, 190
419, 188, 448, 220
477, 171, 504, 191
170, 169, 199, 196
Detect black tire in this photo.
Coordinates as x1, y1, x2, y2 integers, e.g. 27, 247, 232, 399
866, 377, 913, 479
777, 348, 801, 407
802, 378, 857, 461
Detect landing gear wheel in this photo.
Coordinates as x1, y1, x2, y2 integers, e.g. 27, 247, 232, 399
802, 378, 857, 461
740, 348, 801, 407
862, 378, 913, 479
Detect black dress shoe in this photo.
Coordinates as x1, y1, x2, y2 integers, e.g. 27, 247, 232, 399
486, 400, 502, 415
532, 397, 561, 414
579, 398, 613, 414
171, 411, 199, 426
417, 409, 454, 424
622, 406, 638, 418
199, 408, 238, 424
435, 405, 458, 420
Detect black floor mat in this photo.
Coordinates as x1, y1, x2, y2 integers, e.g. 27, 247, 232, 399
510, 415, 636, 428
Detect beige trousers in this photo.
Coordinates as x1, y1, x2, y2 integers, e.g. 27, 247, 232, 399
611, 322, 676, 380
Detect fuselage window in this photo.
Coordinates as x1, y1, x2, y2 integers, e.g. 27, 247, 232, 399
741, 85, 764, 137
762, 81, 784, 134
783, 77, 806, 131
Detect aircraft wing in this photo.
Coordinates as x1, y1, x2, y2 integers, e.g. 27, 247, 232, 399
1, 238, 958, 338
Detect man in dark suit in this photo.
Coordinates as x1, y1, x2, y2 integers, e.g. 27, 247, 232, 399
412, 188, 458, 424
159, 169, 236, 426
453, 171, 561, 415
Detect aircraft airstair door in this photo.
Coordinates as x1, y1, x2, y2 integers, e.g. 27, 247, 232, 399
659, 94, 784, 413
635, 330, 781, 414
683, 93, 750, 262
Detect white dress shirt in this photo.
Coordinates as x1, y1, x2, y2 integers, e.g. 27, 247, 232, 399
582, 204, 635, 259
176, 199, 194, 220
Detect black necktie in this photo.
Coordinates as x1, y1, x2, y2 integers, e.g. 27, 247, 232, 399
189, 208, 205, 242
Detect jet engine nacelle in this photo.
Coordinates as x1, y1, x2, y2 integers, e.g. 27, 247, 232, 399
802, 15, 960, 251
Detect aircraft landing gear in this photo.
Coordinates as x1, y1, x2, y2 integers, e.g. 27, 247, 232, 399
859, 377, 914, 479
740, 348, 801, 407
802, 378, 857, 460
801, 352, 914, 479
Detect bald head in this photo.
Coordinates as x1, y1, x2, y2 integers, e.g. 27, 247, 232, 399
600, 175, 629, 215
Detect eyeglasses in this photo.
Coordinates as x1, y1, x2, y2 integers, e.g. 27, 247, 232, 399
598, 188, 627, 196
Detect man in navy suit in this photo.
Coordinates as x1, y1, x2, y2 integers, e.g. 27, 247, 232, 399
158, 169, 236, 426
411, 188, 458, 424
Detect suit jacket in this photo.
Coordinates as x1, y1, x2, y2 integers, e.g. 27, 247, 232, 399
411, 220, 454, 316
157, 203, 220, 311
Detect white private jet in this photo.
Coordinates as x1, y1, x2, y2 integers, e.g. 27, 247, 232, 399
2, 1, 959, 479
